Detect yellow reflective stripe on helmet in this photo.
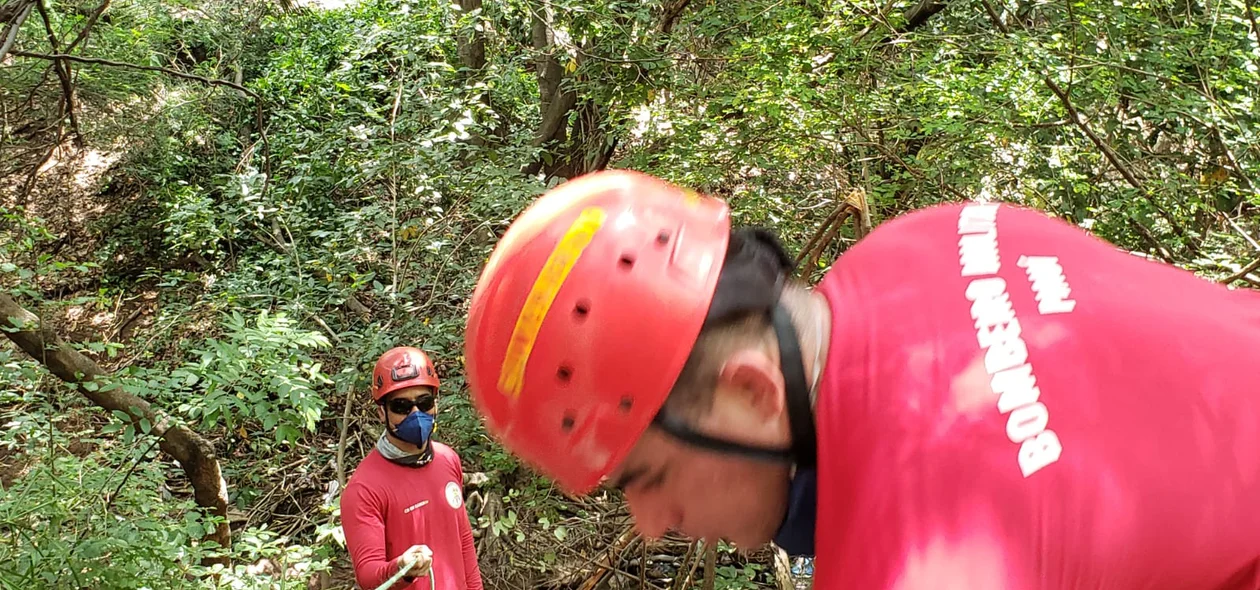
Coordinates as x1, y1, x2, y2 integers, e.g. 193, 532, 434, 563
680, 187, 701, 207
498, 207, 608, 398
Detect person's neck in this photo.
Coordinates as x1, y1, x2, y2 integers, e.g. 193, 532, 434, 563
779, 286, 831, 409
386, 431, 429, 455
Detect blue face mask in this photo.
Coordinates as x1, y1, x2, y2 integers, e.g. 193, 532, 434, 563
391, 410, 435, 446
772, 468, 817, 557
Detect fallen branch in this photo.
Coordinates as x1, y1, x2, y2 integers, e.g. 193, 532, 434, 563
344, 293, 371, 316
797, 201, 851, 267
772, 547, 794, 590
0, 293, 231, 566
1225, 216, 1260, 253
804, 208, 853, 273
577, 525, 637, 590
108, 306, 144, 342
797, 187, 871, 278
1220, 257, 1260, 285
1125, 217, 1175, 264
671, 540, 698, 590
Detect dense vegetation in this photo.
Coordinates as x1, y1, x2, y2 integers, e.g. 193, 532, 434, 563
1, 0, 1257, 587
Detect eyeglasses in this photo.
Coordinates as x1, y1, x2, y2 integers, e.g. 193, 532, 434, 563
386, 395, 435, 415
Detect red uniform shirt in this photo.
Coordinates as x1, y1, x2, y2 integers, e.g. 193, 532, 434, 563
340, 442, 484, 590
813, 202, 1260, 589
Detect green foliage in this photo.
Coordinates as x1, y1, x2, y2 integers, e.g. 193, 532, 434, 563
174, 310, 332, 444
0, 207, 98, 300
0, 444, 335, 590
0, 448, 208, 589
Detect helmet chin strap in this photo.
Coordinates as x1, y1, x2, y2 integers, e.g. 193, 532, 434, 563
651, 304, 818, 468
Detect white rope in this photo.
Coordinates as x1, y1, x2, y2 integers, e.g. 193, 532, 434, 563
372, 552, 435, 590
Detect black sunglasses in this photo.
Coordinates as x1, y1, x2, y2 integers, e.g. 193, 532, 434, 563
385, 395, 435, 415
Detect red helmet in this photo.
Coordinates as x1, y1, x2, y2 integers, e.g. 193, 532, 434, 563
464, 170, 731, 494
371, 347, 440, 402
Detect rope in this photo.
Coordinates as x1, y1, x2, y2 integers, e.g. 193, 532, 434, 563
372, 552, 436, 590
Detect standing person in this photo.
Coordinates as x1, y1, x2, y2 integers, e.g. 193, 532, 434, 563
462, 170, 1260, 589
341, 347, 484, 590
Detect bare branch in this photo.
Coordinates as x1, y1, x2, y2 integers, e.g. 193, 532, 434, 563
0, 1, 33, 63
63, 0, 112, 54
34, 0, 83, 147
12, 50, 258, 97
1221, 257, 1260, 285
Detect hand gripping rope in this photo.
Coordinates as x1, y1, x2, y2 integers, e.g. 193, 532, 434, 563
373, 551, 436, 590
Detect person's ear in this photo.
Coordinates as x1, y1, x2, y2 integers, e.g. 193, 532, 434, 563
377, 404, 387, 422
716, 348, 786, 417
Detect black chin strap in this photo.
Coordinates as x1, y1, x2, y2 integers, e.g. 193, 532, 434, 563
651, 303, 818, 467
772, 304, 818, 469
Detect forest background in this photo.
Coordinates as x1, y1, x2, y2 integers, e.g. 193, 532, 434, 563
1, 0, 1258, 587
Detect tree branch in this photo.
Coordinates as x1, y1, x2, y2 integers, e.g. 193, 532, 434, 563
34, 0, 83, 147
0, 1, 34, 63
12, 50, 257, 97
1221, 257, 1260, 285
62, 0, 112, 55
899, 0, 950, 33
1225, 216, 1260, 253
659, 0, 693, 34
0, 293, 231, 565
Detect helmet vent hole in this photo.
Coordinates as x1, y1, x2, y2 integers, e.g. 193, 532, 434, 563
619, 396, 633, 413
557, 365, 573, 383
561, 413, 576, 432
573, 300, 591, 319
618, 253, 636, 269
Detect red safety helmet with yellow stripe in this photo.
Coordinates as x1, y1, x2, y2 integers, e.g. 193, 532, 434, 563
371, 346, 440, 402
464, 170, 731, 494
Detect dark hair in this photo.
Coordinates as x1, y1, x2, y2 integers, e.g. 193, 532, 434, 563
662, 227, 796, 415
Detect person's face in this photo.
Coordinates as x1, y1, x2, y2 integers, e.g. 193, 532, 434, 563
607, 347, 793, 550
379, 385, 436, 428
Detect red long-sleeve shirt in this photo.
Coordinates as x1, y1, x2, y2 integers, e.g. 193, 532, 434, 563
813, 202, 1260, 589
340, 442, 484, 590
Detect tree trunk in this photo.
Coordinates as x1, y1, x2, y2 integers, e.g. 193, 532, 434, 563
0, 293, 231, 566
457, 0, 485, 71
531, 0, 562, 118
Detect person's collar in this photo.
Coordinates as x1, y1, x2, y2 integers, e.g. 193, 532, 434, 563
377, 432, 434, 467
